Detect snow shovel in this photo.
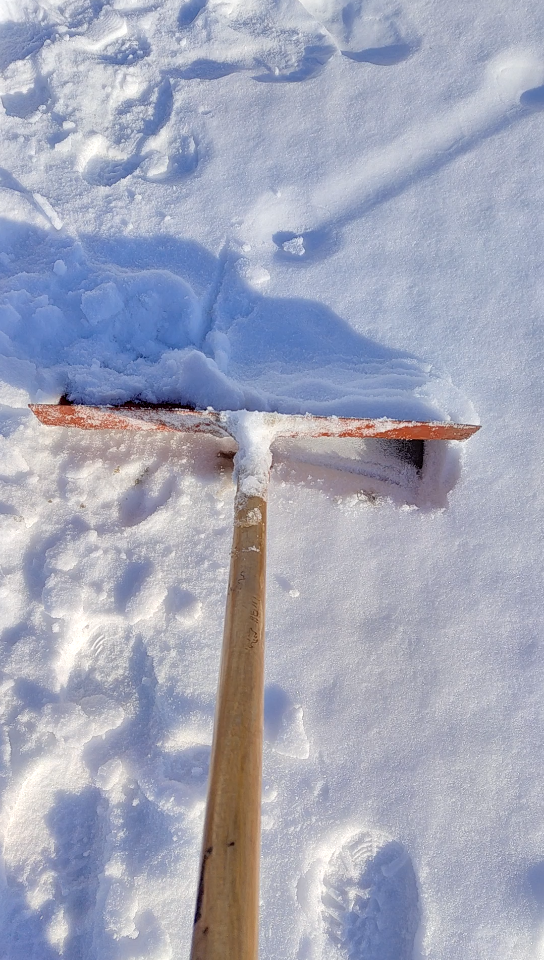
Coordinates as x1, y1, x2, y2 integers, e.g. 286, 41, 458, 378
30, 401, 479, 960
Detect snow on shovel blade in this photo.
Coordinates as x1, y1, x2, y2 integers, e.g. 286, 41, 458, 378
29, 402, 232, 439
29, 403, 480, 441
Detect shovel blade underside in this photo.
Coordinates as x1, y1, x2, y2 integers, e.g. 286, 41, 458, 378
29, 403, 480, 441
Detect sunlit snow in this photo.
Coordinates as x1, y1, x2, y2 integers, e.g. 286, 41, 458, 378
0, 0, 543, 957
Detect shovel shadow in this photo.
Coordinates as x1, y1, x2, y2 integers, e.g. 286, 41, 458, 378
0, 224, 474, 505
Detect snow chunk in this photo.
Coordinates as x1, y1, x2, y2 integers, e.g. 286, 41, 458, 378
81, 282, 124, 324
32, 194, 63, 231
47, 908, 69, 952
0, 303, 20, 336
95, 758, 124, 791
0, 355, 36, 406
33, 305, 69, 353
282, 236, 305, 256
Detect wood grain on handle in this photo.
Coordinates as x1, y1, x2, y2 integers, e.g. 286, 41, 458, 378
190, 492, 267, 960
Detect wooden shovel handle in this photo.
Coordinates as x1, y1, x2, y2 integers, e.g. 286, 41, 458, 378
190, 491, 267, 960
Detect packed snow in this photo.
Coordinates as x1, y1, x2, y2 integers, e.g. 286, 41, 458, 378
0, 0, 543, 957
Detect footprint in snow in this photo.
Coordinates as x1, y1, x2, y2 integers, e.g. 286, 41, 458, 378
520, 85, 544, 110
295, 0, 419, 66
0, 19, 54, 73
100, 34, 152, 66
75, 8, 128, 53
140, 133, 201, 183
176, 0, 335, 82
176, 0, 418, 78
79, 77, 201, 186
0, 58, 51, 119
318, 831, 420, 960
88, 759, 174, 957
82, 150, 144, 187
45, 786, 105, 955
178, 0, 208, 29
178, 46, 335, 84
2, 700, 126, 955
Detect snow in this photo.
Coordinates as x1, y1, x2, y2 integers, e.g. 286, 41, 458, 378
0, 0, 543, 957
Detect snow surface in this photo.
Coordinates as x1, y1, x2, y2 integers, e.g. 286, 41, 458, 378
0, 0, 543, 957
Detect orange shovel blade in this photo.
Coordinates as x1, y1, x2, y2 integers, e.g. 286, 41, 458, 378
29, 403, 480, 441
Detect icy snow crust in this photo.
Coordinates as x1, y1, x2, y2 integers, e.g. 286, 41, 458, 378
1, 0, 544, 957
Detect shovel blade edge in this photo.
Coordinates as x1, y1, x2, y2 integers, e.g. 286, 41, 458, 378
29, 403, 480, 442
